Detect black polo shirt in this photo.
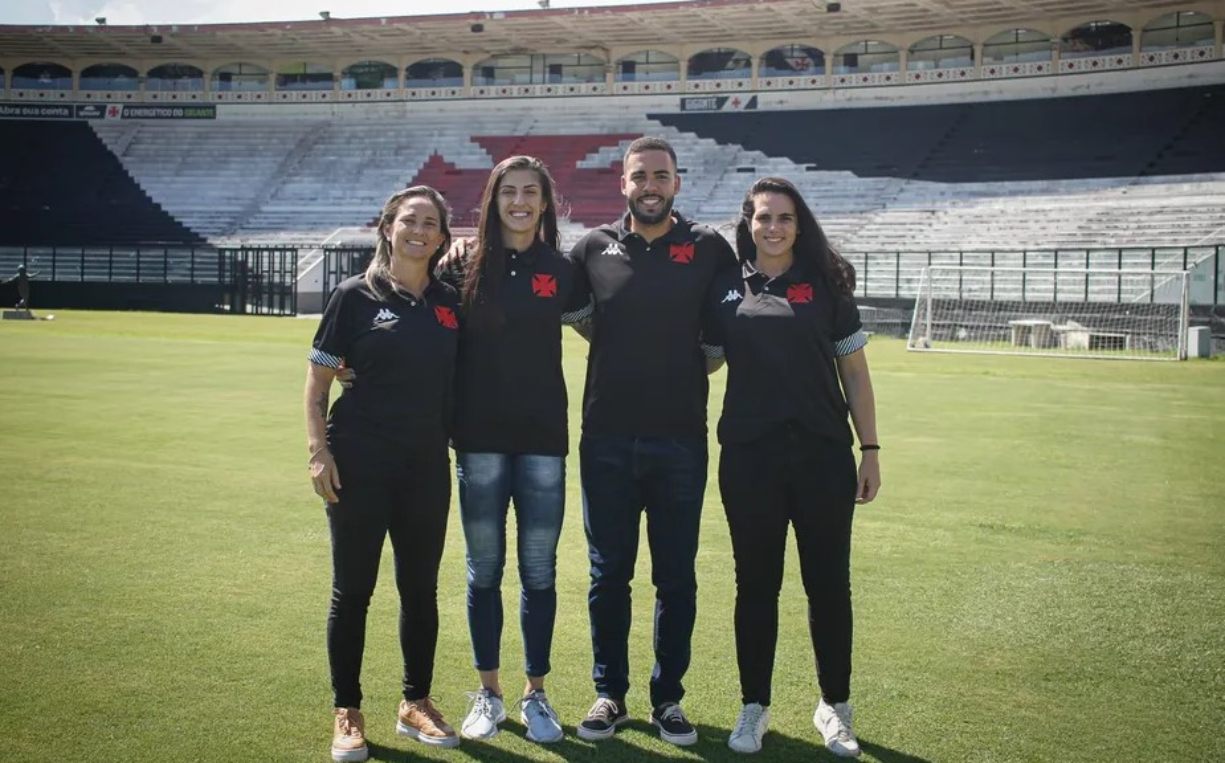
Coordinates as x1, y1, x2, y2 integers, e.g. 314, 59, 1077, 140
704, 260, 868, 446
310, 274, 460, 448
568, 212, 737, 438
437, 240, 584, 455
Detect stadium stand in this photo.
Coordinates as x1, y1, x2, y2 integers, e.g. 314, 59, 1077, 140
77, 84, 1224, 253
90, 120, 326, 239
2, 0, 1222, 326
0, 120, 204, 246
655, 86, 1225, 182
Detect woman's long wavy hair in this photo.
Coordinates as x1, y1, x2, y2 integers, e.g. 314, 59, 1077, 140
366, 185, 452, 299
462, 156, 561, 325
735, 176, 856, 296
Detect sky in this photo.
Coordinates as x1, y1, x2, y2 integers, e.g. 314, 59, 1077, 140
2, 0, 683, 26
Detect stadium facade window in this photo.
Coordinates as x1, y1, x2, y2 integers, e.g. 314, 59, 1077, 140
760, 45, 826, 77
687, 48, 752, 80
1141, 11, 1215, 50
908, 35, 974, 70
471, 54, 604, 85
833, 41, 900, 74
276, 63, 333, 92
615, 50, 680, 82
12, 62, 72, 90
406, 58, 464, 88
80, 63, 140, 91
1061, 20, 1133, 59
982, 28, 1053, 64
341, 60, 398, 90
212, 63, 270, 92
146, 64, 204, 92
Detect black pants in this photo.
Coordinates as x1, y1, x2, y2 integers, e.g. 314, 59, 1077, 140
326, 435, 451, 708
718, 424, 857, 706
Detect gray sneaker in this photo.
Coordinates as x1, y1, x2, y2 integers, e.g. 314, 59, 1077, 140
814, 699, 860, 758
728, 702, 770, 753
520, 690, 563, 743
460, 687, 505, 740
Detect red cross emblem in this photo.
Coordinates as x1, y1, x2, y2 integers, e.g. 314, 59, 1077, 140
786, 283, 814, 304
531, 273, 557, 297
106, 105, 121, 118
669, 242, 694, 264
434, 305, 458, 329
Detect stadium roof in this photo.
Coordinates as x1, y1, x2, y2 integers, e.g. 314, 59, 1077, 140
0, 0, 1204, 61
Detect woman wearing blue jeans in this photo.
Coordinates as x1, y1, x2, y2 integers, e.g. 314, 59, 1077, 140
437, 156, 587, 744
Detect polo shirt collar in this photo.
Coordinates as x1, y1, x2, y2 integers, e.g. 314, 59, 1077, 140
612, 210, 692, 243
506, 238, 546, 268
422, 275, 451, 298
742, 257, 810, 288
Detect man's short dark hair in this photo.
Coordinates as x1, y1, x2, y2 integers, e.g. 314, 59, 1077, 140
624, 136, 677, 168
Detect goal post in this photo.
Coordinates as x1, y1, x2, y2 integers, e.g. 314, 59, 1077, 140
906, 266, 1191, 361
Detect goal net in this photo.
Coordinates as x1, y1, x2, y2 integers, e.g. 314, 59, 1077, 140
906, 266, 1190, 361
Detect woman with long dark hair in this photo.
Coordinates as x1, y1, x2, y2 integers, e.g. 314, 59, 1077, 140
435, 155, 584, 744
704, 176, 881, 757
305, 185, 462, 761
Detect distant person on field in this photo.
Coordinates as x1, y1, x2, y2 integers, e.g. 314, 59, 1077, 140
3, 265, 38, 310
704, 177, 881, 756
304, 185, 461, 762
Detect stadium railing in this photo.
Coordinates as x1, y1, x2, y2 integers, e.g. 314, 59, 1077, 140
0, 243, 298, 315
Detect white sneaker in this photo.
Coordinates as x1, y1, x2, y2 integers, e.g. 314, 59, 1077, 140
460, 687, 506, 740
814, 699, 860, 758
520, 690, 563, 743
728, 702, 770, 753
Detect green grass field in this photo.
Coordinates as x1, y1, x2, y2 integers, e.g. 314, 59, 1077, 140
1, 311, 1222, 762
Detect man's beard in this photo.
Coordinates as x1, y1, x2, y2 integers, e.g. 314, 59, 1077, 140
627, 194, 674, 226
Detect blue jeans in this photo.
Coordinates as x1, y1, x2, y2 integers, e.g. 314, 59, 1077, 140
580, 434, 708, 707
456, 452, 565, 677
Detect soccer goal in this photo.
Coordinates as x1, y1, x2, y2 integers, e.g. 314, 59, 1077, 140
906, 266, 1191, 361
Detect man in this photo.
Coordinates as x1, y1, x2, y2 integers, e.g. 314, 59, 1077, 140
567, 137, 735, 746
3, 265, 38, 311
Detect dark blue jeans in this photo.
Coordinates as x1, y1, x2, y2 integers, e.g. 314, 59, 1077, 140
580, 434, 707, 708
456, 452, 565, 678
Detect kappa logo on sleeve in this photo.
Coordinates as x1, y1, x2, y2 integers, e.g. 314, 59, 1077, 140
721, 289, 743, 303
600, 242, 627, 257
669, 242, 695, 264
786, 283, 814, 304
531, 273, 558, 298
372, 308, 399, 324
433, 305, 459, 329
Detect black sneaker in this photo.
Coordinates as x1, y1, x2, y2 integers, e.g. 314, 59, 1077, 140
651, 702, 698, 746
577, 697, 628, 741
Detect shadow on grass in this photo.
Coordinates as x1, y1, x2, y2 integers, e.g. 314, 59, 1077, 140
680, 724, 934, 763
366, 720, 932, 762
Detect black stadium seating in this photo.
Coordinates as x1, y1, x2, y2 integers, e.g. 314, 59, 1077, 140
653, 84, 1225, 182
0, 121, 204, 246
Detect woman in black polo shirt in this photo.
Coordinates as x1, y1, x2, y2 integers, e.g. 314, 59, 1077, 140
434, 156, 583, 745
304, 185, 462, 761
704, 177, 881, 757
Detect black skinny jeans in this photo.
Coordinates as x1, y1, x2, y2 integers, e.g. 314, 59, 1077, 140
718, 423, 858, 707
326, 435, 451, 708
